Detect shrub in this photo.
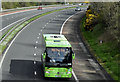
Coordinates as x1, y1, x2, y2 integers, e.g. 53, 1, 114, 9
85, 7, 99, 31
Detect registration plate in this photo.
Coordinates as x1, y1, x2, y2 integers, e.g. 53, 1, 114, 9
55, 75, 61, 77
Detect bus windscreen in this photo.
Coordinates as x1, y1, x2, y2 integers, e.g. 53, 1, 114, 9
45, 47, 72, 66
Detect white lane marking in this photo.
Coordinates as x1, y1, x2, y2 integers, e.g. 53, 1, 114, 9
34, 61, 36, 64
0, 16, 43, 68
35, 46, 37, 49
45, 25, 46, 26
60, 14, 74, 35
34, 53, 37, 56
42, 27, 45, 29
34, 71, 37, 75
47, 23, 48, 24
0, 17, 27, 31
40, 30, 42, 32
60, 13, 79, 82
39, 33, 40, 35
36, 41, 38, 44
72, 70, 79, 82
37, 37, 39, 39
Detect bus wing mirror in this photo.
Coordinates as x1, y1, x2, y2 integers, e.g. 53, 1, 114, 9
72, 52, 75, 59
43, 53, 46, 59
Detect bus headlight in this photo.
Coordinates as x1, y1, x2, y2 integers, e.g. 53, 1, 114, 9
45, 71, 50, 73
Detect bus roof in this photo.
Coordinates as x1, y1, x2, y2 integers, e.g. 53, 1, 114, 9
43, 34, 71, 47
43, 34, 67, 41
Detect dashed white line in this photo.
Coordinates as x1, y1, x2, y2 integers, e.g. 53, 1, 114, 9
40, 30, 42, 32
36, 41, 38, 44
35, 46, 37, 49
39, 33, 40, 35
34, 61, 36, 64
37, 37, 39, 39
34, 71, 37, 75
0, 15, 45, 69
34, 53, 37, 56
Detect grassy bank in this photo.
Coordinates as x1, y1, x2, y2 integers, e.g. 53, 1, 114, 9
80, 16, 120, 81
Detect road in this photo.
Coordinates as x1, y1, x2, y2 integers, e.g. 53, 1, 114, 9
0, 6, 70, 35
1, 6, 111, 82
1, 7, 78, 82
1, 6, 68, 28
62, 12, 111, 81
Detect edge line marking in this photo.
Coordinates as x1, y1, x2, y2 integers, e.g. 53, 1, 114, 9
60, 12, 79, 82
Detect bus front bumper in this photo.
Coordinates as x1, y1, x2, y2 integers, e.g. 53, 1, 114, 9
44, 67, 72, 78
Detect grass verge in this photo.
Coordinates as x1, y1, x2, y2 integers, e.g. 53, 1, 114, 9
80, 16, 120, 82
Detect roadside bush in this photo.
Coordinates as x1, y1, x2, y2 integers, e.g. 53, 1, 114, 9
85, 6, 99, 31
82, 2, 120, 81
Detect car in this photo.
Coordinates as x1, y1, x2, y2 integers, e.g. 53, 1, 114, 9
38, 6, 42, 10
75, 7, 81, 11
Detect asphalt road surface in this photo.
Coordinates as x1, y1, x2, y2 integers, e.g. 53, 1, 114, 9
62, 12, 112, 81
1, 6, 111, 82
1, 7, 78, 82
1, 6, 68, 29
0, 6, 71, 36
